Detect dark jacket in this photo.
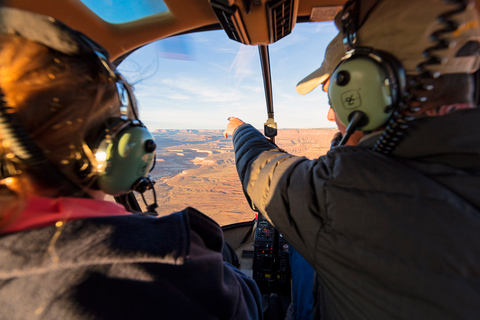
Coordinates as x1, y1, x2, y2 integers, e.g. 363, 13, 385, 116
232, 108, 480, 319
0, 207, 263, 320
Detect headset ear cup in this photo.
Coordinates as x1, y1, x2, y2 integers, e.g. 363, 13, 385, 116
95, 124, 156, 195
83, 118, 156, 196
328, 49, 406, 132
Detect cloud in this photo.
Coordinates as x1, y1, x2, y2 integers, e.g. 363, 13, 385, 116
118, 24, 339, 130
229, 45, 258, 89
158, 77, 237, 103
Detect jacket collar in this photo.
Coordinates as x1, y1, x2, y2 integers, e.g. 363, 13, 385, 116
359, 108, 480, 169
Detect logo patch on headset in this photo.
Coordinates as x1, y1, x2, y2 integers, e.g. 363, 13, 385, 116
137, 153, 154, 176
341, 90, 362, 110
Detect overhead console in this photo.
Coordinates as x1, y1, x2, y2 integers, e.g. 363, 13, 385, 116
209, 0, 298, 45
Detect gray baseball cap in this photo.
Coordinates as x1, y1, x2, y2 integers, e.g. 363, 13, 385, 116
296, 0, 480, 95
346, 0, 480, 75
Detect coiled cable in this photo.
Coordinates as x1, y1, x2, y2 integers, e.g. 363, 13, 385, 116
373, 0, 470, 153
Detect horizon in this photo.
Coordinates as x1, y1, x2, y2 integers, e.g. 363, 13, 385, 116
150, 127, 337, 131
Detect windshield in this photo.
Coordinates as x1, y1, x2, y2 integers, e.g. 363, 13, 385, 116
117, 22, 338, 225
80, 0, 168, 23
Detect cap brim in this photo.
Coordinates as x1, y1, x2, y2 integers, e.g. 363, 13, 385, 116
296, 32, 345, 95
296, 69, 331, 95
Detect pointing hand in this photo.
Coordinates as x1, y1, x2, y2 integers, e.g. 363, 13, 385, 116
224, 117, 246, 138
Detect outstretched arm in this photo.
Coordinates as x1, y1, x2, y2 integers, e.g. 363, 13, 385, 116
225, 118, 330, 266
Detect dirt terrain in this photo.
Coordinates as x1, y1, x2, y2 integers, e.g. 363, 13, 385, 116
138, 128, 337, 226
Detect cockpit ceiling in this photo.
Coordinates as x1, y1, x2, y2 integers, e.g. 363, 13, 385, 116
2, 0, 480, 59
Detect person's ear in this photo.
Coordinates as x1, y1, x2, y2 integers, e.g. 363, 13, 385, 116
322, 78, 330, 92
327, 107, 336, 122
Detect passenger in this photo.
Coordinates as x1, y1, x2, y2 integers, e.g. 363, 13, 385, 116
0, 7, 262, 320
224, 0, 480, 319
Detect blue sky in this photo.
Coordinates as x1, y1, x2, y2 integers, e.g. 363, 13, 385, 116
81, 0, 339, 130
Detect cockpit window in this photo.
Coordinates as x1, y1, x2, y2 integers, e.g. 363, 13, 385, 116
118, 21, 338, 130
80, 0, 168, 23
116, 22, 338, 224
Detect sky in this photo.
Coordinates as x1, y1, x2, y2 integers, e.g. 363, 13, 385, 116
81, 0, 339, 130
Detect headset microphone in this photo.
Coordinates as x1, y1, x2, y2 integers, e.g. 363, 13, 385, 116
338, 111, 366, 146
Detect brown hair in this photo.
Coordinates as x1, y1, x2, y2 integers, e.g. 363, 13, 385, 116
0, 34, 122, 230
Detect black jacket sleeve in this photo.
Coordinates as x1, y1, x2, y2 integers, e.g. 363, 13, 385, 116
232, 124, 331, 266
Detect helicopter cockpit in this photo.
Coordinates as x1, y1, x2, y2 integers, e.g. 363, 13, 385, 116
2, 0, 480, 319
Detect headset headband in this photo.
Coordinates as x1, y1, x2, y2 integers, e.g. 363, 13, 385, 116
342, 0, 360, 50
342, 0, 386, 51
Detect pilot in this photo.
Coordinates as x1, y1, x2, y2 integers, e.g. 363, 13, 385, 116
0, 7, 262, 319
225, 0, 480, 319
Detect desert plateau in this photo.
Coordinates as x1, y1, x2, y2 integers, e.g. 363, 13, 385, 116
135, 128, 337, 226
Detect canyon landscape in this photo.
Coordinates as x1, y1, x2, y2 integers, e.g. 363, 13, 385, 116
138, 128, 337, 226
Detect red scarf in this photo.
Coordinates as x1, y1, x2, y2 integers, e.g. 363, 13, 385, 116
2, 196, 130, 234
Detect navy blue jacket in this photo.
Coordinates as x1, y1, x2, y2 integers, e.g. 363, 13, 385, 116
0, 207, 263, 319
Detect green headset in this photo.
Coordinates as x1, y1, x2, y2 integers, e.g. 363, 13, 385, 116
94, 122, 155, 195
83, 85, 157, 196
327, 0, 408, 146
330, 0, 470, 152
328, 47, 407, 133
0, 7, 156, 196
